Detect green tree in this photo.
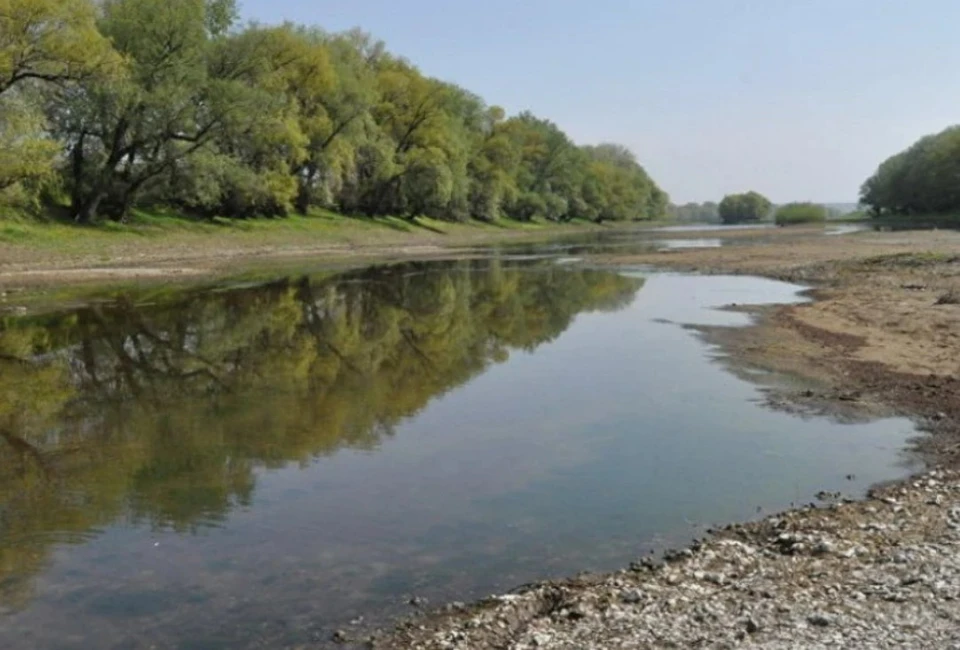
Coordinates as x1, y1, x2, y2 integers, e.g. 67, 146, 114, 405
464, 105, 520, 221
290, 29, 381, 213
861, 125, 960, 217
774, 202, 827, 226
580, 144, 665, 222
502, 113, 581, 221
357, 59, 462, 218
49, 0, 278, 222
2, 3, 668, 225
0, 0, 116, 96
0, 0, 119, 212
173, 23, 329, 218
669, 201, 719, 222
718, 191, 772, 224
0, 93, 58, 209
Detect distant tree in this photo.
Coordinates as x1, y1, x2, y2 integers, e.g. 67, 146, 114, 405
774, 202, 827, 226
669, 201, 719, 222
861, 125, 960, 217
718, 191, 772, 224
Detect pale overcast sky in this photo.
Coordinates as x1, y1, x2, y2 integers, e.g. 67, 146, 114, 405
242, 0, 960, 204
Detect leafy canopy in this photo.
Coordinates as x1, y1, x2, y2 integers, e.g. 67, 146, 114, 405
718, 191, 772, 224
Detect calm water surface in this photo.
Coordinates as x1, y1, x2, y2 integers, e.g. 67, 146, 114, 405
0, 253, 919, 648
656, 238, 723, 249
652, 223, 776, 232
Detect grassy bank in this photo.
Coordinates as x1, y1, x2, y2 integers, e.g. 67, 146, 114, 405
0, 208, 599, 248
870, 213, 960, 230
0, 208, 655, 289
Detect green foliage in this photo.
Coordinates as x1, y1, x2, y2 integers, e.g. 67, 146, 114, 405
668, 201, 719, 222
0, 2, 666, 224
0, 0, 118, 96
860, 125, 960, 217
579, 144, 664, 222
0, 93, 58, 210
718, 191, 772, 224
774, 202, 827, 226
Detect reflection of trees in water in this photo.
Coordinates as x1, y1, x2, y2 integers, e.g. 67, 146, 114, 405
0, 259, 643, 607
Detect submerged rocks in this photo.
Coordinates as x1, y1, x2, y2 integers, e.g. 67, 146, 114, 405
375, 469, 960, 649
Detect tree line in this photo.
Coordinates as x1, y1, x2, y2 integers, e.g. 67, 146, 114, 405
860, 125, 960, 217
0, 0, 667, 224
667, 201, 719, 222
714, 193, 832, 226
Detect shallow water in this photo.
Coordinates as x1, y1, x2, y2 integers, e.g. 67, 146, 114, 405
652, 223, 776, 232
0, 255, 919, 648
489, 230, 734, 258
656, 238, 723, 250
826, 224, 871, 236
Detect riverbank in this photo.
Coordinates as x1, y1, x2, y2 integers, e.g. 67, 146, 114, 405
369, 227, 960, 649
0, 210, 624, 290
374, 468, 960, 649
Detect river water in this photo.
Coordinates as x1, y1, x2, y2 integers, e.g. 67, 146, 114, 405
0, 246, 919, 648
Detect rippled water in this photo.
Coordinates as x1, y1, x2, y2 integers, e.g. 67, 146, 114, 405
0, 252, 919, 649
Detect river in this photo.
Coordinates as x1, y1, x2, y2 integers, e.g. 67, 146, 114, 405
0, 242, 919, 648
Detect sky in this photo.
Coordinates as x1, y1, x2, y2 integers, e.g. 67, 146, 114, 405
241, 0, 960, 204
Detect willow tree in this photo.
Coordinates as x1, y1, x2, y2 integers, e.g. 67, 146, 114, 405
466, 105, 520, 221
0, 0, 115, 96
3, 0, 669, 224
48, 0, 258, 222
363, 59, 463, 218
289, 29, 382, 213
0, 0, 118, 211
581, 144, 664, 222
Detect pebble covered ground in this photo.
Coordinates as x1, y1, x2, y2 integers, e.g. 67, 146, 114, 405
374, 469, 960, 649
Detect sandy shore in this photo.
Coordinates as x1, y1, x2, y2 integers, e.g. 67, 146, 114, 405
366, 227, 960, 649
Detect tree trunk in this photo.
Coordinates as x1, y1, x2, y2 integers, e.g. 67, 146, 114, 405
70, 133, 87, 217
112, 182, 144, 222
74, 191, 105, 224
295, 165, 317, 215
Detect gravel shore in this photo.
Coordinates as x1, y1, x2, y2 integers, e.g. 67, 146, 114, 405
374, 469, 960, 649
